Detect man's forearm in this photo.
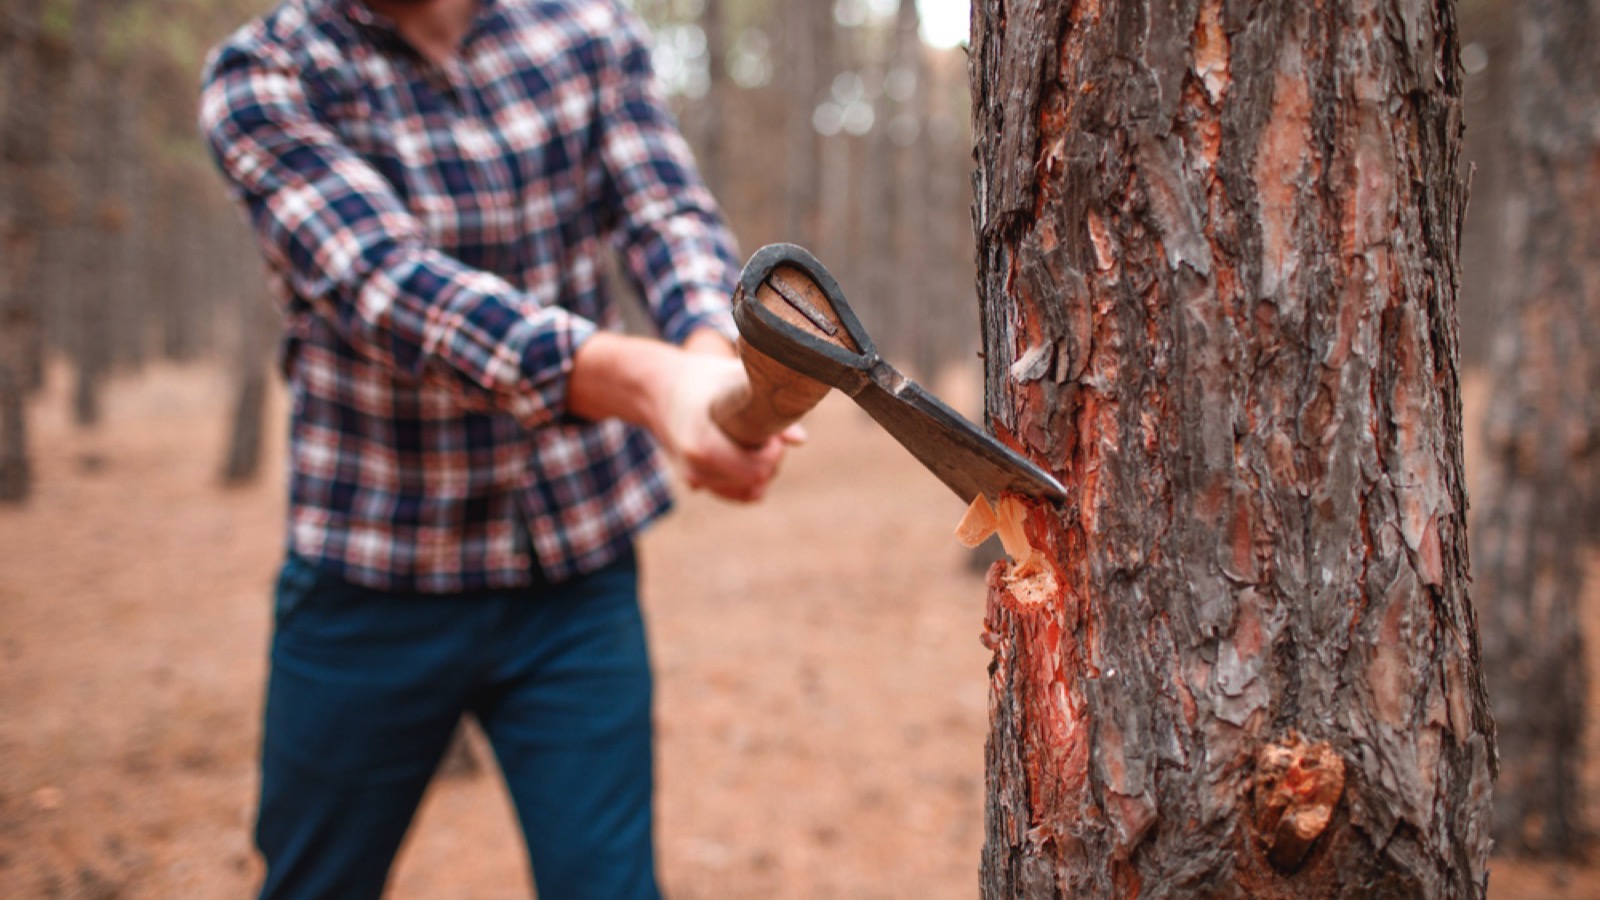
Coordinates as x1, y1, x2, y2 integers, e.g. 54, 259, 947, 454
680, 326, 737, 359
567, 332, 681, 431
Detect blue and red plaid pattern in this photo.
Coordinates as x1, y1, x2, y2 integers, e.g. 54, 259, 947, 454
200, 0, 739, 591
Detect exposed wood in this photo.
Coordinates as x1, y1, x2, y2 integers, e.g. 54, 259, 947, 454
969, 0, 1493, 895
991, 495, 1036, 576
957, 494, 999, 548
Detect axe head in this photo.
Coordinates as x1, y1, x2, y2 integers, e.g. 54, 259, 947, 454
731, 244, 1065, 505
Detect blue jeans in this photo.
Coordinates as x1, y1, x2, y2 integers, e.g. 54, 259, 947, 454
255, 550, 659, 900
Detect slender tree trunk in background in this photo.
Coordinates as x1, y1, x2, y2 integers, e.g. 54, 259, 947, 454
860, 50, 896, 360
818, 124, 858, 285
817, 25, 856, 283
109, 67, 147, 376
780, 0, 815, 244
863, 0, 927, 378
969, 0, 1493, 895
889, 0, 936, 381
0, 360, 25, 503
220, 286, 274, 485
0, 0, 46, 501
696, 0, 727, 197
1453, 1, 1514, 369
1, 3, 22, 501
928, 57, 977, 382
68, 0, 112, 426
220, 360, 268, 484
150, 170, 200, 363
781, 0, 831, 249
1473, 0, 1600, 860
24, 24, 70, 393
199, 202, 239, 355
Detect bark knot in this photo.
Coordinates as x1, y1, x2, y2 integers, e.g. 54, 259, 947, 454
1252, 734, 1346, 873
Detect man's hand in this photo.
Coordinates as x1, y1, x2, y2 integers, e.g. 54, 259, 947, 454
656, 352, 804, 501
568, 332, 802, 503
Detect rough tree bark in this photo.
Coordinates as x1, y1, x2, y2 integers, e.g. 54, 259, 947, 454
969, 0, 1494, 895
1472, 0, 1600, 859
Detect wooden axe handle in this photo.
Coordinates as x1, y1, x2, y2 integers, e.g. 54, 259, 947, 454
710, 337, 831, 448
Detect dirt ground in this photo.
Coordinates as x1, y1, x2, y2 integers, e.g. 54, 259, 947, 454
1, 362, 1598, 898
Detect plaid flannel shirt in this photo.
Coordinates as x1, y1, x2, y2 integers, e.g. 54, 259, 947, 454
200, 0, 739, 591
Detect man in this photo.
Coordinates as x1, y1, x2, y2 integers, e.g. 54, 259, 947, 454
199, 0, 798, 896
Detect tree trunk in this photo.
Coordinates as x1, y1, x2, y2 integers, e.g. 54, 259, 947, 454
1472, 0, 1600, 859
923, 55, 978, 382
22, 19, 69, 394
888, 0, 928, 378
108, 63, 147, 376
220, 363, 268, 485
860, 49, 896, 362
1453, 1, 1515, 370
220, 286, 275, 485
149, 169, 201, 363
969, 0, 1494, 896
67, 0, 112, 427
0, 0, 45, 502
695, 0, 728, 197
781, 0, 833, 248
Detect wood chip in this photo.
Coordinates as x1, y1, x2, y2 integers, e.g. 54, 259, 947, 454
955, 494, 998, 548
958, 494, 1043, 577
995, 495, 1034, 570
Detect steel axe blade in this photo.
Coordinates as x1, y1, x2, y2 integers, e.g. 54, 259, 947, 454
713, 243, 1065, 505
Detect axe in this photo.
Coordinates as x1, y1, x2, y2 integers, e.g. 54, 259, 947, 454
710, 243, 1064, 509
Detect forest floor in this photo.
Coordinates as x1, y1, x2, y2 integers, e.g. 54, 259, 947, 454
1, 361, 1598, 899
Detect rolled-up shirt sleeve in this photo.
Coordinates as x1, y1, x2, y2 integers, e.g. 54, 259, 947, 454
597, 5, 740, 346
199, 42, 595, 430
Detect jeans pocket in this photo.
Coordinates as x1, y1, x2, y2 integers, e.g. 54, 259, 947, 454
273, 553, 327, 629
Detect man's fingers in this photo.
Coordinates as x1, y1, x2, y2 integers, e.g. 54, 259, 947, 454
656, 349, 807, 504
679, 429, 790, 502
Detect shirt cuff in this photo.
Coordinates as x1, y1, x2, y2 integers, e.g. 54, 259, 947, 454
506, 313, 600, 430
673, 302, 738, 346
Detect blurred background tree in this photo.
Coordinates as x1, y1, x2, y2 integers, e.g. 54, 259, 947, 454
1470, 0, 1600, 859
